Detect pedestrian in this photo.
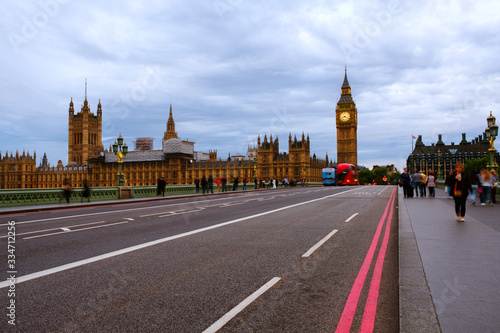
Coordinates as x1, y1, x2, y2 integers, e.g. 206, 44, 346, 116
448, 162, 472, 222
82, 179, 91, 202
233, 177, 239, 191
491, 170, 498, 203
62, 178, 72, 204
420, 170, 427, 197
426, 170, 436, 198
412, 170, 422, 197
157, 176, 162, 196
254, 178, 258, 189
221, 176, 227, 192
216, 176, 222, 192
399, 168, 412, 198
157, 176, 166, 196
445, 171, 454, 199
208, 175, 214, 194
160, 177, 166, 196
242, 177, 247, 190
201, 176, 207, 194
428, 168, 437, 180
195, 177, 200, 193
468, 170, 479, 205
479, 169, 492, 205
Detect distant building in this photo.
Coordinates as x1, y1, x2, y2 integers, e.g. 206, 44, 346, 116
406, 133, 499, 178
0, 101, 331, 188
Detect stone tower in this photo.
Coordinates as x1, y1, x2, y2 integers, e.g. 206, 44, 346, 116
335, 69, 358, 166
288, 132, 310, 164
68, 79, 103, 165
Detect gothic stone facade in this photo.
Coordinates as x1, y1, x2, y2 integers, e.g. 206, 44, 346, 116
407, 133, 499, 177
1, 104, 330, 189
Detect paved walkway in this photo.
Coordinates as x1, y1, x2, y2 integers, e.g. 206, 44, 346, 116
399, 186, 500, 333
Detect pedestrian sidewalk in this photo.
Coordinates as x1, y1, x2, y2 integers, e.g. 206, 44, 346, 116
399, 187, 500, 333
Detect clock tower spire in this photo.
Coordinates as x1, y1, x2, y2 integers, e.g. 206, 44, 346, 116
335, 69, 358, 166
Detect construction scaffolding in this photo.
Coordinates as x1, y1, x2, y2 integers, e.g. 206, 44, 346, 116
134, 137, 154, 151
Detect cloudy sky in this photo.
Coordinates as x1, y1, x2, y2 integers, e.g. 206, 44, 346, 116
2, 0, 500, 170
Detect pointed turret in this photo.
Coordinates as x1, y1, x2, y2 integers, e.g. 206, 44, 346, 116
163, 104, 178, 141
69, 97, 74, 115
342, 67, 350, 88
97, 99, 102, 116
83, 78, 89, 109
339, 68, 353, 103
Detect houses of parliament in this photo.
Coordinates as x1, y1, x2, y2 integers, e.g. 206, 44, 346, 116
0, 73, 359, 189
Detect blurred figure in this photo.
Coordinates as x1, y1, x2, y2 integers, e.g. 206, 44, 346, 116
420, 170, 427, 197
479, 169, 492, 205
82, 179, 91, 202
426, 170, 436, 198
468, 170, 479, 205
62, 178, 72, 204
490, 170, 498, 204
412, 170, 422, 197
448, 162, 471, 222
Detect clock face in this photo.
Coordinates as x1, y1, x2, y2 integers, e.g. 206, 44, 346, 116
340, 112, 350, 122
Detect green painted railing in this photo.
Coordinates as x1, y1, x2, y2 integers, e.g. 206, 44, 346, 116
0, 182, 321, 208
0, 187, 120, 207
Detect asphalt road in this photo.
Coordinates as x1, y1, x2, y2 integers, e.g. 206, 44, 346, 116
1, 186, 399, 332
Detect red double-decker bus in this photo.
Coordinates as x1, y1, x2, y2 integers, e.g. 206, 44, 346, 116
335, 163, 359, 185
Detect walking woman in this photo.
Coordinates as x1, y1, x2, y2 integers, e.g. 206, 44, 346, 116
448, 162, 472, 222
479, 169, 492, 205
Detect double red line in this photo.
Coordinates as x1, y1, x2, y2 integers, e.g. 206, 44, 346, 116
335, 186, 397, 333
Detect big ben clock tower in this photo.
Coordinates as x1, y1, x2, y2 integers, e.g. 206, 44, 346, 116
335, 69, 358, 166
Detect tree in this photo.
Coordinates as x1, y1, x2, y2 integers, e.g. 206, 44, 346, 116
464, 157, 488, 174
358, 169, 375, 185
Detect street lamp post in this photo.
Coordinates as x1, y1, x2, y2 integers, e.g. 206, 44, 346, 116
112, 133, 128, 186
437, 149, 442, 180
252, 158, 258, 184
485, 111, 499, 173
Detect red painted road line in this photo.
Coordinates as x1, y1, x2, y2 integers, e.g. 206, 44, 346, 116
335, 187, 396, 333
359, 187, 396, 332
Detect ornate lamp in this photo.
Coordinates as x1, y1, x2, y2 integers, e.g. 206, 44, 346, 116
113, 133, 128, 186
485, 111, 498, 172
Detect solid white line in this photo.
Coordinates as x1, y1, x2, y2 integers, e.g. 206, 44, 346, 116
302, 229, 338, 258
345, 213, 359, 223
0, 188, 358, 289
202, 277, 281, 333
0, 220, 108, 239
23, 221, 129, 240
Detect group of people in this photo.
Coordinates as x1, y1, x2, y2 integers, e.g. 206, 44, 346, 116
400, 165, 499, 223
445, 168, 498, 206
194, 176, 246, 194
193, 176, 305, 194
399, 168, 438, 199
61, 178, 91, 203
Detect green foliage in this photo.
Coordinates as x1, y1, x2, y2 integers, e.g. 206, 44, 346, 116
358, 169, 375, 185
389, 172, 401, 185
464, 157, 488, 174
359, 168, 400, 185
